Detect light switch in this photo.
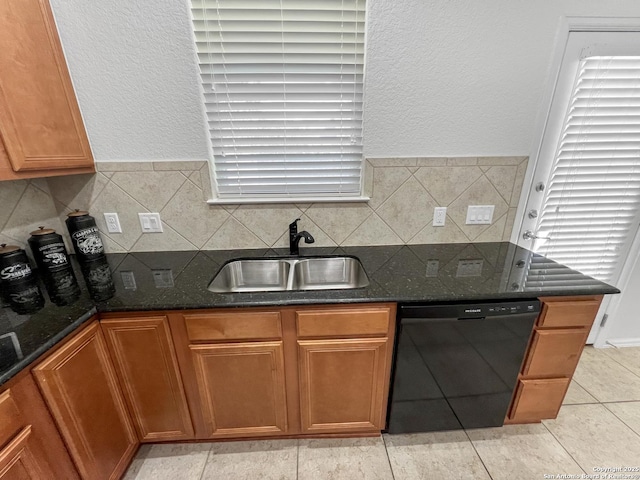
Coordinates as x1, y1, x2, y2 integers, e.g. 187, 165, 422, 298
139, 213, 163, 233
465, 205, 494, 225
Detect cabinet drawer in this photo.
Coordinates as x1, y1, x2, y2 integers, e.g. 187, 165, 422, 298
509, 378, 570, 422
523, 329, 589, 377
0, 389, 23, 448
184, 311, 282, 342
296, 306, 391, 338
538, 300, 601, 328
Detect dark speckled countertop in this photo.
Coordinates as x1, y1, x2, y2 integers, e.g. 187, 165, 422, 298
0, 242, 619, 386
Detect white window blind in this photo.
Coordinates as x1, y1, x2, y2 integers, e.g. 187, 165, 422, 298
534, 56, 640, 283
190, 0, 365, 200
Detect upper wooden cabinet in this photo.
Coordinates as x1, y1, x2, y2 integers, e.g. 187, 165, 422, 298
101, 315, 195, 443
0, 0, 94, 181
33, 321, 137, 480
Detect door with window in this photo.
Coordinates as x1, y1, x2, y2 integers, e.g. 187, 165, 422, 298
519, 31, 640, 344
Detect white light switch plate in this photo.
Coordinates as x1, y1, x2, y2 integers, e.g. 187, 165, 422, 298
466, 205, 494, 225
104, 213, 122, 233
139, 213, 163, 233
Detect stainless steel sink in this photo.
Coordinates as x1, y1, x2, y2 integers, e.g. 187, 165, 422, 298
292, 257, 369, 290
208, 256, 369, 293
208, 259, 291, 293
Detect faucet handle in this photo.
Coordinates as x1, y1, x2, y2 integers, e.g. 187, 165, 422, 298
289, 218, 301, 231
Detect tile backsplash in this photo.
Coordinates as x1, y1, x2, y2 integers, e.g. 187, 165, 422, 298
0, 157, 527, 253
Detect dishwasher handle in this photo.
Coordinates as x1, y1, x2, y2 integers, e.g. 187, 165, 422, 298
401, 316, 485, 325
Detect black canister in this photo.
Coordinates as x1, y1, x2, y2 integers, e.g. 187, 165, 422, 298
0, 244, 45, 314
44, 268, 81, 306
65, 210, 105, 263
80, 257, 115, 302
28, 226, 71, 274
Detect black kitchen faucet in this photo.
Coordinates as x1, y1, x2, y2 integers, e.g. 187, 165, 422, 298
289, 218, 315, 255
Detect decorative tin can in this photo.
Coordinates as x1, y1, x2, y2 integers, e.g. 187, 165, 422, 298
65, 210, 105, 263
0, 244, 45, 314
28, 227, 71, 274
43, 268, 81, 306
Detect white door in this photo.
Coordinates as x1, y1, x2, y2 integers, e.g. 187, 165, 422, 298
518, 31, 640, 344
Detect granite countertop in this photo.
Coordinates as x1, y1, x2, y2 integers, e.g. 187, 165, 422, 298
0, 242, 619, 386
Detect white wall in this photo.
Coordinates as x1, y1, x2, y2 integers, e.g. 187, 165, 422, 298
49, 0, 640, 162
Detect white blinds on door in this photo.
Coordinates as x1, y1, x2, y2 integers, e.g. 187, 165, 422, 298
191, 0, 365, 199
535, 56, 640, 283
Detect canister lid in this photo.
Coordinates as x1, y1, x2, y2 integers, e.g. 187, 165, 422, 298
67, 209, 89, 217
0, 244, 21, 255
30, 226, 56, 236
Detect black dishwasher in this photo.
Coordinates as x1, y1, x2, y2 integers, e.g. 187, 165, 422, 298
387, 300, 540, 433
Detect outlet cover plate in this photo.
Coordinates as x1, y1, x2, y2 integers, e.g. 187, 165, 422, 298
433, 207, 446, 227
104, 213, 122, 233
139, 213, 163, 233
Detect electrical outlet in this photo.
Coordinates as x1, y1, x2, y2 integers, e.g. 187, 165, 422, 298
433, 207, 446, 227
138, 213, 163, 233
465, 205, 495, 225
104, 213, 122, 233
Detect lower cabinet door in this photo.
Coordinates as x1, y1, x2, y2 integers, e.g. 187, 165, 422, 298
0, 427, 45, 479
190, 341, 288, 438
298, 338, 389, 434
101, 316, 194, 442
33, 321, 138, 480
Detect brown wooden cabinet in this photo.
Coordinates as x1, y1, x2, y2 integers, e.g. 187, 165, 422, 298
170, 303, 396, 439
0, 0, 94, 181
101, 315, 194, 443
507, 295, 602, 424
295, 305, 396, 434
0, 375, 79, 480
33, 321, 137, 480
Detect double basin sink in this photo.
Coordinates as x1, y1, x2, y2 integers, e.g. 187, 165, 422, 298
208, 256, 369, 293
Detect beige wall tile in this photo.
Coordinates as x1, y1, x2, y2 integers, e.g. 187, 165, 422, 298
47, 173, 109, 210
232, 204, 304, 246
305, 203, 373, 244
367, 158, 417, 167
415, 157, 447, 166
376, 177, 436, 242
188, 171, 202, 188
409, 218, 469, 244
362, 160, 374, 197
161, 181, 229, 249
130, 222, 197, 252
95, 161, 153, 172
111, 171, 187, 211
473, 213, 507, 242
446, 157, 477, 166
477, 156, 527, 166
447, 176, 509, 240
484, 166, 517, 204
510, 158, 529, 207
0, 179, 28, 230
369, 166, 411, 210
272, 214, 336, 249
203, 217, 269, 250
343, 213, 403, 246
413, 166, 482, 206
153, 161, 207, 171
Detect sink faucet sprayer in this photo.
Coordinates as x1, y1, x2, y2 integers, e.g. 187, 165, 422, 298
289, 218, 315, 255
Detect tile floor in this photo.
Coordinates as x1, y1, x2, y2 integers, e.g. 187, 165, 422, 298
124, 346, 640, 480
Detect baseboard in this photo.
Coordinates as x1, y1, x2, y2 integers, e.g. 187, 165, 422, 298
604, 338, 640, 348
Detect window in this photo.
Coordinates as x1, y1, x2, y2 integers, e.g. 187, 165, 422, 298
190, 0, 366, 202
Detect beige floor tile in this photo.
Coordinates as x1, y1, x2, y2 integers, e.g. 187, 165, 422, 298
543, 404, 640, 470
384, 431, 490, 480
467, 424, 584, 480
602, 347, 640, 377
605, 401, 640, 436
562, 380, 598, 405
200, 439, 297, 480
128, 443, 211, 480
122, 444, 152, 480
572, 347, 640, 402
298, 437, 393, 480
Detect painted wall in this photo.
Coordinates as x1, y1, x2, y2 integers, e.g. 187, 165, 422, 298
49, 0, 640, 162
